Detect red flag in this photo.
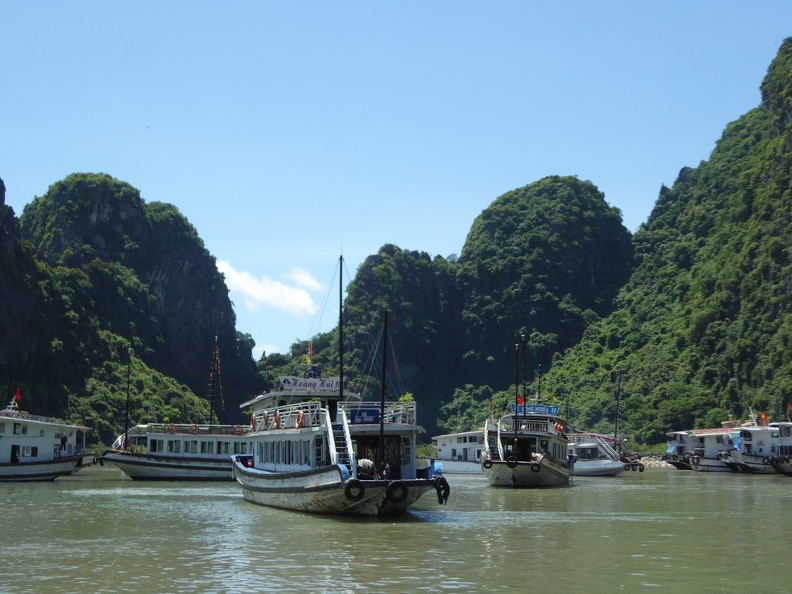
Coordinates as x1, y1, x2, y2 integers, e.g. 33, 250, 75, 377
517, 391, 524, 406
787, 402, 792, 415
14, 387, 21, 401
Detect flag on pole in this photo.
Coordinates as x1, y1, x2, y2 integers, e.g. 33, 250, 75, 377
12, 387, 21, 409
517, 391, 524, 406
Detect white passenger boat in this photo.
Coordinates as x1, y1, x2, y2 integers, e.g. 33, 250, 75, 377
569, 432, 636, 476
0, 392, 93, 481
769, 421, 792, 475
726, 425, 779, 474
231, 372, 449, 515
662, 430, 694, 470
101, 339, 253, 480
688, 427, 739, 472
426, 429, 485, 474
480, 403, 574, 487
101, 422, 252, 480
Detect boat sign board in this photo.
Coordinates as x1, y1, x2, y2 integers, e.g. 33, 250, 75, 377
510, 404, 560, 416
279, 376, 341, 391
349, 408, 380, 424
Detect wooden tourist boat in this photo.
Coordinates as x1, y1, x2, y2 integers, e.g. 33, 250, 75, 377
231, 385, 449, 515
481, 403, 574, 487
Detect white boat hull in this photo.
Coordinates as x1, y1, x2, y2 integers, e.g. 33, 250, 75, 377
0, 455, 89, 482
232, 457, 446, 515
572, 459, 630, 477
689, 455, 734, 472
102, 450, 233, 480
481, 456, 572, 487
727, 451, 778, 474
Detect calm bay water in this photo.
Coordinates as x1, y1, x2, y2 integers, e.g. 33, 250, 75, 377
2, 465, 790, 593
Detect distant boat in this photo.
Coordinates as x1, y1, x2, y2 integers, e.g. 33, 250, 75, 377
101, 422, 252, 480
231, 258, 450, 515
481, 403, 574, 487
0, 390, 94, 481
425, 429, 484, 474
568, 431, 637, 477
101, 340, 252, 480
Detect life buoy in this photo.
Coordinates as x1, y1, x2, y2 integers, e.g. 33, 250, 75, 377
233, 425, 244, 436
624, 463, 631, 471
530, 462, 540, 473
631, 463, 638, 471
167, 423, 176, 434
483, 458, 493, 469
296, 410, 305, 429
250, 415, 256, 430
344, 478, 365, 502
692, 456, 700, 465
434, 476, 450, 504
189, 424, 199, 434
638, 463, 645, 472
717, 453, 723, 459
506, 456, 518, 469
385, 481, 409, 504
274, 411, 281, 429
672, 454, 678, 461
763, 457, 770, 465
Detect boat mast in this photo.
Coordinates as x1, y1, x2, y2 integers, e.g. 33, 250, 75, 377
514, 342, 519, 445
124, 347, 131, 450
379, 310, 388, 463
614, 370, 622, 442
338, 255, 343, 417
209, 336, 220, 426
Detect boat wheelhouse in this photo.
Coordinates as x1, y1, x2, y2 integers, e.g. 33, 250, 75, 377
726, 425, 779, 474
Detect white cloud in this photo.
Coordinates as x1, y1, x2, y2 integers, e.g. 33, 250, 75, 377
217, 261, 317, 317
284, 266, 324, 291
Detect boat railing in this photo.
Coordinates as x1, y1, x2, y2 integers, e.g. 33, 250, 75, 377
341, 401, 417, 425
253, 401, 324, 431
500, 419, 552, 434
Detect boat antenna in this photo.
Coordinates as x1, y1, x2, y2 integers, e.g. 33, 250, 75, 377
124, 347, 131, 450
379, 310, 388, 467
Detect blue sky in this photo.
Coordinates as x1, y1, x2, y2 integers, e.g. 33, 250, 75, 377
2, 3, 790, 358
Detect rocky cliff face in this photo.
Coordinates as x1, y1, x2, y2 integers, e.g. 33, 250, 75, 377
0, 177, 39, 382
16, 173, 253, 406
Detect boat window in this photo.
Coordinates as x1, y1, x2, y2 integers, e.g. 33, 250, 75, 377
13, 422, 21, 435
200, 441, 212, 454
168, 440, 182, 454
185, 440, 198, 454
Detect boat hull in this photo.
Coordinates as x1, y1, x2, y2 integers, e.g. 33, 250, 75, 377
102, 450, 233, 480
231, 457, 444, 515
481, 457, 572, 487
572, 459, 630, 477
0, 455, 89, 482
689, 455, 734, 472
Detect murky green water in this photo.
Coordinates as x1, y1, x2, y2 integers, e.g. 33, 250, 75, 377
1, 465, 789, 593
